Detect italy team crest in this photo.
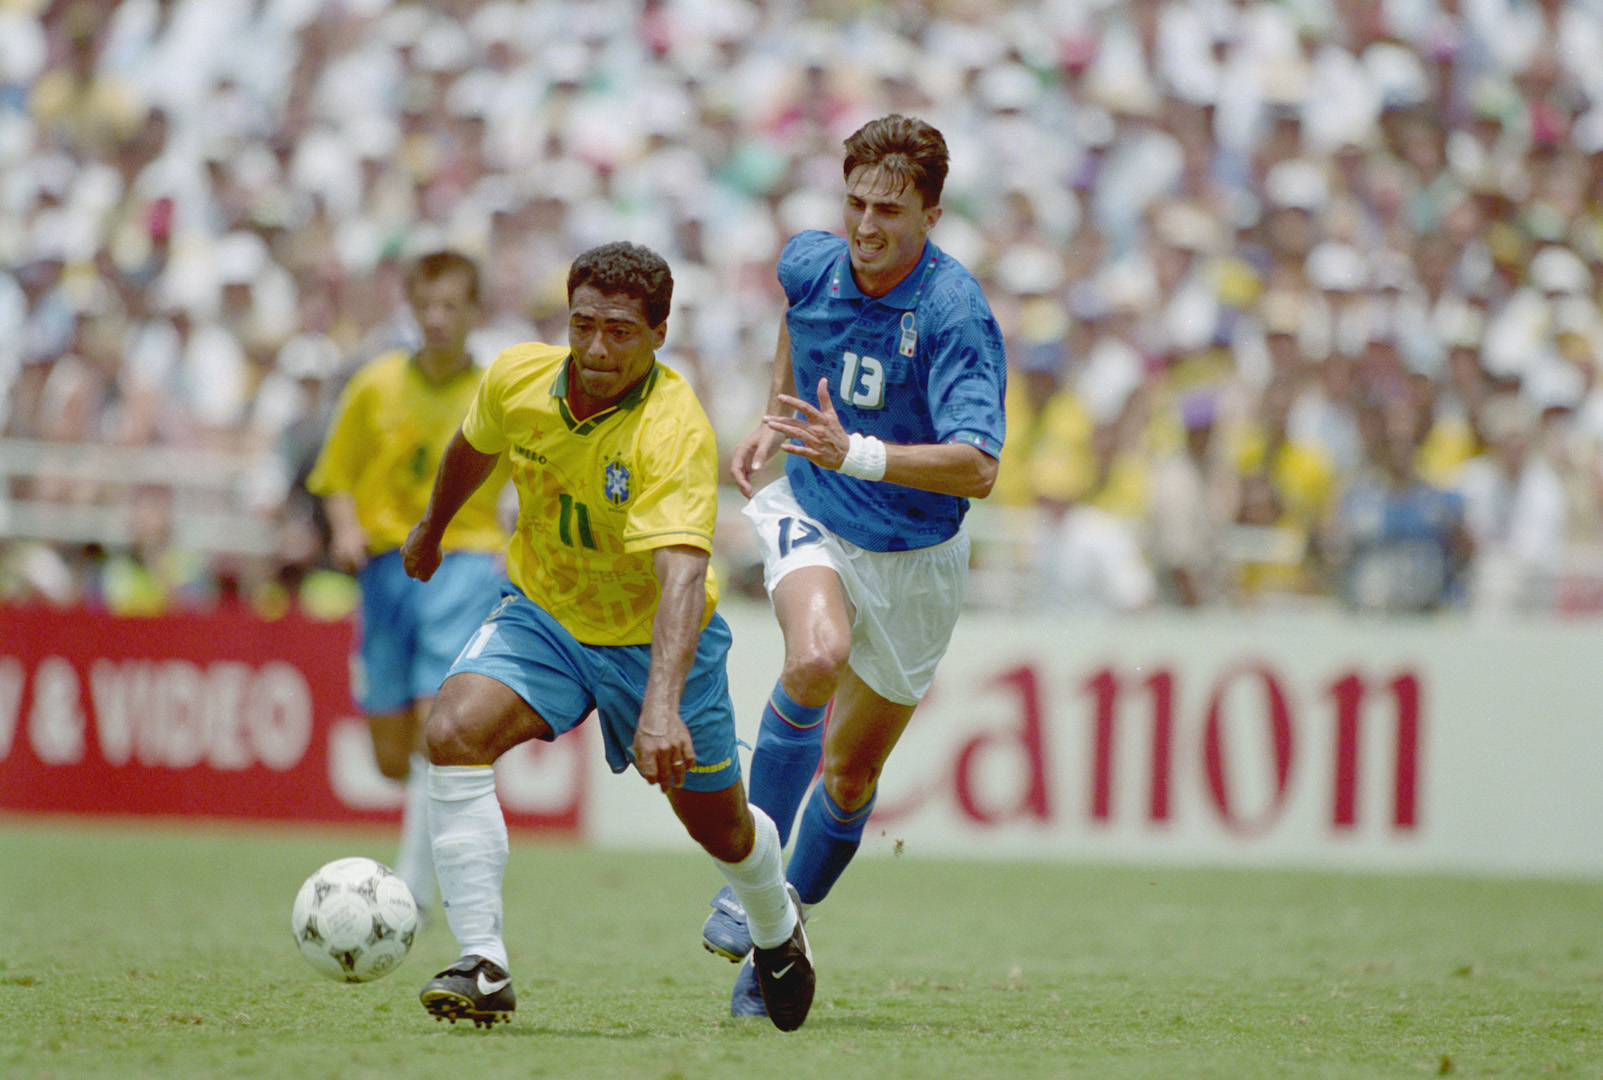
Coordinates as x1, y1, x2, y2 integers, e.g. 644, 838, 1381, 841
603, 457, 631, 505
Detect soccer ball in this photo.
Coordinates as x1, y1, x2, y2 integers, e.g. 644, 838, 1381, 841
291, 857, 418, 983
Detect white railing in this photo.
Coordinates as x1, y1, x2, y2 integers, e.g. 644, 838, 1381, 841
0, 438, 278, 558
7, 438, 1603, 616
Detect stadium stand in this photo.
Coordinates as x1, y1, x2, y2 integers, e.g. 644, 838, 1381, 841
6, 0, 1603, 617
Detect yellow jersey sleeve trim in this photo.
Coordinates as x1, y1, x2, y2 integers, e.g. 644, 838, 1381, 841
621, 528, 714, 554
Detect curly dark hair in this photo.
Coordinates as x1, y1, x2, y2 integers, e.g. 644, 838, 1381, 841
567, 242, 674, 328
842, 115, 949, 209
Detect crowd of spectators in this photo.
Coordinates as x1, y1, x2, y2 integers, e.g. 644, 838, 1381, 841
5, 0, 1603, 619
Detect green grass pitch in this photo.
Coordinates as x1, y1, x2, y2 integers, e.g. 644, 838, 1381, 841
2, 815, 1600, 1080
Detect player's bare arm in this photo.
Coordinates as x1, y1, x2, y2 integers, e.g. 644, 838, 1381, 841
634, 544, 709, 792
402, 428, 501, 582
765, 376, 998, 499
730, 321, 798, 497
322, 492, 370, 573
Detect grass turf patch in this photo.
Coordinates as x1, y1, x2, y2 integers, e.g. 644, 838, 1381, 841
2, 816, 1600, 1079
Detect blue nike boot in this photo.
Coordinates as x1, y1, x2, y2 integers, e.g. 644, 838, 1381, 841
702, 885, 754, 962
730, 956, 765, 1018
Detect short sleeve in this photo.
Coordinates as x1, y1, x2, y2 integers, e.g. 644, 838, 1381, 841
460, 355, 508, 454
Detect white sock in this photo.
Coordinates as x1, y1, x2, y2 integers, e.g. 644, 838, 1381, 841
396, 754, 435, 912
428, 764, 509, 971
713, 805, 797, 950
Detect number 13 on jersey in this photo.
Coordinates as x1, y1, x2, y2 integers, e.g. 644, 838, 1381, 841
840, 351, 885, 409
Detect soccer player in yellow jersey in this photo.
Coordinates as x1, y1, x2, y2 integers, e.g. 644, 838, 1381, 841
306, 250, 510, 923
400, 242, 813, 1032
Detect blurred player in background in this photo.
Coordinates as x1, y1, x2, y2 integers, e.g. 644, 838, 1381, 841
306, 250, 511, 922
400, 242, 814, 1032
703, 115, 1008, 1017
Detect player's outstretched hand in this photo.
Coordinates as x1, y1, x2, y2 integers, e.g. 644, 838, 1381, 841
765, 377, 849, 472
729, 423, 789, 498
401, 523, 443, 582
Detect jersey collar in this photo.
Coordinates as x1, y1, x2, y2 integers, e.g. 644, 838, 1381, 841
829, 239, 938, 311
552, 354, 661, 434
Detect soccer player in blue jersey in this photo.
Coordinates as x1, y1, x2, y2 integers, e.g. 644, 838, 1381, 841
401, 242, 812, 1032
702, 115, 1007, 1016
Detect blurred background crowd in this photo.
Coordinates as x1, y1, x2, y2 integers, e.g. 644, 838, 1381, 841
5, 0, 1603, 619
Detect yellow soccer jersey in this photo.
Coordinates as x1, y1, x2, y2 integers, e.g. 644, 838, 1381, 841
461, 342, 720, 647
307, 350, 510, 554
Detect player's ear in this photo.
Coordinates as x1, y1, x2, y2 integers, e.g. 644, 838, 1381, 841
924, 204, 943, 232
650, 322, 667, 349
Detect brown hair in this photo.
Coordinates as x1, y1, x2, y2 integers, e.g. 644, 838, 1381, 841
407, 250, 481, 304
842, 115, 949, 209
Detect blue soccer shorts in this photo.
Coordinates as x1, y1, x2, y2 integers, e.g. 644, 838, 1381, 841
355, 549, 506, 715
445, 584, 742, 793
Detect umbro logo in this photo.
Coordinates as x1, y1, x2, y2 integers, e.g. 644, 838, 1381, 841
477, 972, 511, 995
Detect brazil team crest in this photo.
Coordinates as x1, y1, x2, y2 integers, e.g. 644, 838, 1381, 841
603, 457, 631, 505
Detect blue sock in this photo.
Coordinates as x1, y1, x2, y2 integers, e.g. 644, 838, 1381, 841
747, 681, 827, 847
787, 784, 875, 906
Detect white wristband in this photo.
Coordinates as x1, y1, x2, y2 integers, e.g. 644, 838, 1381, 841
838, 432, 887, 482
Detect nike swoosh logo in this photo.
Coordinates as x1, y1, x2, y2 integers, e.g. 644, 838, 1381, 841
477, 973, 510, 995
770, 962, 795, 980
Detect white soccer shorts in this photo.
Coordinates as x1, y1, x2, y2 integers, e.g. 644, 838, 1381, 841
742, 476, 969, 706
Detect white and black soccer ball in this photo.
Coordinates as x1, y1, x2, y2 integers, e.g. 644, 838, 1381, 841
291, 856, 418, 983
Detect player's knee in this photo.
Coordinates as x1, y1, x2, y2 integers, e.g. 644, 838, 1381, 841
424, 699, 493, 766
783, 635, 851, 701
370, 740, 411, 781
822, 761, 879, 813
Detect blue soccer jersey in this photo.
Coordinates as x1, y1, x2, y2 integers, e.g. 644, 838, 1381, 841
779, 230, 1007, 552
